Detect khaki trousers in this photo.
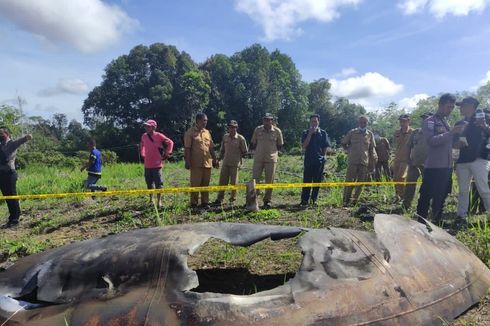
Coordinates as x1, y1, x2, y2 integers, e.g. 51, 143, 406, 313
190, 167, 211, 205
375, 160, 391, 181
393, 161, 409, 199
252, 161, 276, 203
402, 164, 424, 209
343, 163, 369, 205
217, 165, 239, 202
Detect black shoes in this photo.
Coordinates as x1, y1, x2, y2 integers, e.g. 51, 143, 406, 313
212, 200, 222, 207
263, 202, 272, 209
1, 220, 19, 229
200, 203, 210, 210
453, 218, 468, 230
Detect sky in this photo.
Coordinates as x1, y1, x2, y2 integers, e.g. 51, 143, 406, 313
0, 0, 489, 123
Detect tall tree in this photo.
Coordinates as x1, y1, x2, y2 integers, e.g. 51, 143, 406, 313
82, 43, 199, 159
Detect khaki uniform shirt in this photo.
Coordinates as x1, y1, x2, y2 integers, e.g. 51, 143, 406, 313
251, 125, 284, 163
221, 133, 248, 167
184, 126, 214, 168
394, 128, 413, 163
409, 128, 428, 167
342, 128, 377, 166
375, 137, 390, 162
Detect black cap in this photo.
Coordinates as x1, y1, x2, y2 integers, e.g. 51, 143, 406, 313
456, 96, 479, 108
398, 114, 410, 121
420, 112, 433, 119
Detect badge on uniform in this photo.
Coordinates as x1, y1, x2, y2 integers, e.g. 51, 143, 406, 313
427, 120, 434, 130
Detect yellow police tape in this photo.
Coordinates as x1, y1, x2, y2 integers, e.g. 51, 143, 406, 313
0, 181, 418, 200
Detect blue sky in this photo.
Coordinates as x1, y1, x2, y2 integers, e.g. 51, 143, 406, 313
0, 0, 489, 122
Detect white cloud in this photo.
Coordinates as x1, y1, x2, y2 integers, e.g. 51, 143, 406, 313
0, 0, 138, 53
235, 0, 362, 41
399, 0, 489, 18
330, 72, 404, 99
38, 79, 89, 97
398, 93, 430, 109
332, 67, 357, 78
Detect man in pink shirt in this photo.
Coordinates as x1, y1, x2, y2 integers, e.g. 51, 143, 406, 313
140, 119, 174, 208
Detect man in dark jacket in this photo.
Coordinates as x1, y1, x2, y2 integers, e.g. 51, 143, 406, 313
454, 97, 490, 227
300, 114, 331, 206
416, 94, 464, 223
0, 127, 32, 228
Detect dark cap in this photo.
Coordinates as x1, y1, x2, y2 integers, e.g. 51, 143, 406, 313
456, 96, 479, 108
263, 113, 274, 120
420, 112, 433, 119
398, 114, 410, 121
227, 120, 238, 127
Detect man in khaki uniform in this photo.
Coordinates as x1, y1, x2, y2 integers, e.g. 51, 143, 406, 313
402, 112, 432, 209
393, 114, 413, 201
374, 133, 391, 181
251, 113, 284, 208
214, 120, 248, 205
341, 115, 377, 206
184, 112, 218, 208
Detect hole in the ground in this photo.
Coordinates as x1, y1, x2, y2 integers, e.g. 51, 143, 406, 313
187, 236, 303, 295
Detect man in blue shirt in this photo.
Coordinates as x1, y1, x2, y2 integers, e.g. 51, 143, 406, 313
300, 114, 331, 206
80, 139, 107, 192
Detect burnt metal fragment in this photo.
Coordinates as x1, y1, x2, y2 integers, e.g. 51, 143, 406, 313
1, 215, 489, 325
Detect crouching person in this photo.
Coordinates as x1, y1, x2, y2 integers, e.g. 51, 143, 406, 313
81, 139, 107, 193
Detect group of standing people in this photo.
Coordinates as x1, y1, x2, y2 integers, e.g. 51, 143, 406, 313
340, 93, 490, 226
138, 113, 285, 210
2, 94, 489, 228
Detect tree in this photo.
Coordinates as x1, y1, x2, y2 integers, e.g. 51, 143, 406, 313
82, 43, 199, 158
476, 81, 490, 109
326, 98, 366, 144
51, 113, 68, 141
0, 105, 23, 136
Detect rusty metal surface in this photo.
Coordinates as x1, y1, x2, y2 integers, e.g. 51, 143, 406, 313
1, 214, 489, 325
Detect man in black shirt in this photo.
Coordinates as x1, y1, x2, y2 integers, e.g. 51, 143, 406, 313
300, 114, 331, 206
454, 97, 490, 227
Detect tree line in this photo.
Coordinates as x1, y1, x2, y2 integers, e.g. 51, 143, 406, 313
1, 42, 489, 165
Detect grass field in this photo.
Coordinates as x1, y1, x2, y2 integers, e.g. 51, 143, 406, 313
0, 154, 489, 324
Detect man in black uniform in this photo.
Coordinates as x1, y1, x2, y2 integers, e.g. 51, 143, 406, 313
416, 94, 464, 223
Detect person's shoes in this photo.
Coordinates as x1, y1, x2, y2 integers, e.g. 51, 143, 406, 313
212, 200, 222, 207
263, 202, 272, 209
200, 203, 210, 210
1, 220, 19, 229
454, 218, 468, 230
101, 186, 108, 192
299, 201, 308, 207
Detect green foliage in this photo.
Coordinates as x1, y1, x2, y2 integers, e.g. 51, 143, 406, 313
457, 219, 490, 266
335, 151, 348, 172
247, 209, 281, 221
476, 81, 490, 109
17, 151, 82, 169
369, 102, 407, 140
0, 105, 23, 135
1, 237, 52, 260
